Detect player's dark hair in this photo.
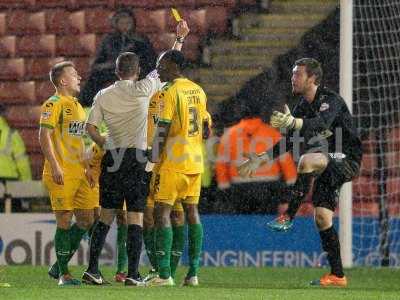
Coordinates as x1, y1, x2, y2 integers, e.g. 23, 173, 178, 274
116, 52, 140, 78
159, 50, 186, 71
49, 61, 75, 87
294, 58, 323, 85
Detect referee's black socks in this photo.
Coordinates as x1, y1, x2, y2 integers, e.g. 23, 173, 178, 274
286, 173, 314, 219
127, 224, 143, 280
87, 221, 110, 274
319, 226, 344, 278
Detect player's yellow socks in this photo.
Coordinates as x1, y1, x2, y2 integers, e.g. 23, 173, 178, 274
143, 228, 157, 271
187, 223, 203, 277
155, 227, 173, 279
54, 228, 71, 276
116, 224, 128, 273
170, 225, 185, 278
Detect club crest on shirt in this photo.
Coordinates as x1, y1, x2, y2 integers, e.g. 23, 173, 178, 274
41, 111, 52, 120
68, 121, 85, 136
320, 102, 329, 112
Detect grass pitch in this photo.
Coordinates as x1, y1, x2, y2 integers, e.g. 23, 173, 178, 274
1, 266, 399, 300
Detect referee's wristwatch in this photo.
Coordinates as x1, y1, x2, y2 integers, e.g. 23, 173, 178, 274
176, 36, 185, 44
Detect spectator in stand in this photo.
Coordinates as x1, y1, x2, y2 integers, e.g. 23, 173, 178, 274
0, 104, 32, 211
215, 106, 297, 214
80, 8, 157, 106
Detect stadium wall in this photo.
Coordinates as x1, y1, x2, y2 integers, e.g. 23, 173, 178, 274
1, 214, 398, 267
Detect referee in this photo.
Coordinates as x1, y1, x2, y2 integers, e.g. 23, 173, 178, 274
82, 21, 190, 286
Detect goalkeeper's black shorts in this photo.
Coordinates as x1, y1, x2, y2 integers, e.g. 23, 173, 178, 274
312, 153, 361, 211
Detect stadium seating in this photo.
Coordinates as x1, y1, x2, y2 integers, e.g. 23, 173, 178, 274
56, 34, 97, 56
17, 34, 56, 57
33, 0, 74, 9
45, 10, 85, 35
194, 0, 235, 8
5, 105, 41, 128
35, 81, 54, 102
85, 9, 113, 34
24, 57, 65, 80
0, 13, 5, 36
0, 36, 16, 57
7, 11, 46, 35
206, 7, 229, 35
19, 128, 40, 153
116, 0, 195, 9
0, 81, 36, 104
135, 9, 167, 34
359, 153, 377, 177
352, 176, 379, 202
0, 0, 32, 9
70, 57, 92, 79
0, 58, 25, 80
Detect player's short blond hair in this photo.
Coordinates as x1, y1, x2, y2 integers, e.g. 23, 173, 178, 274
49, 61, 75, 87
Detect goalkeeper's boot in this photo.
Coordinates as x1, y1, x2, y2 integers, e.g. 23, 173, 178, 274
114, 272, 127, 283
143, 269, 158, 282
267, 214, 293, 232
48, 262, 60, 280
182, 276, 199, 287
58, 274, 81, 286
310, 273, 347, 287
146, 276, 175, 287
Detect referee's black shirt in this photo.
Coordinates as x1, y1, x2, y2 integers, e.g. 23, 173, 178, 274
274, 86, 362, 163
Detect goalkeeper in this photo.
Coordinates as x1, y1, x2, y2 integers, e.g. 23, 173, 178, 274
238, 58, 362, 287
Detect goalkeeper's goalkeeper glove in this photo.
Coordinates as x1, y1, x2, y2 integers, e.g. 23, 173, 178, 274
270, 104, 303, 130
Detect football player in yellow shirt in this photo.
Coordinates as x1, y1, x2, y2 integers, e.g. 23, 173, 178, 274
147, 50, 210, 287
39, 61, 96, 286
143, 90, 185, 282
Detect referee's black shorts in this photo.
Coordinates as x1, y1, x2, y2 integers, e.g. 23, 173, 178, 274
312, 153, 361, 211
99, 148, 148, 212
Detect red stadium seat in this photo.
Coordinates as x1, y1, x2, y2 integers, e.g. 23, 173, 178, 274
70, 57, 92, 79
182, 35, 201, 61
33, 0, 74, 9
29, 153, 44, 180
0, 81, 36, 104
194, 0, 235, 8
135, 9, 167, 34
85, 9, 113, 34
116, 0, 194, 9
5, 105, 41, 128
352, 176, 379, 203
0, 36, 16, 57
352, 201, 378, 217
237, 0, 258, 7
56, 34, 97, 56
25, 57, 65, 80
0, 13, 5, 36
7, 11, 46, 36
17, 34, 56, 57
0, 58, 25, 80
0, 0, 33, 9
359, 153, 377, 177
45, 10, 85, 35
206, 6, 229, 35
19, 128, 41, 153
73, 0, 113, 9
149, 32, 175, 53
35, 81, 55, 102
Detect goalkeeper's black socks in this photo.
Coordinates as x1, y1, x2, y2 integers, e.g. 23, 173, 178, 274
126, 224, 143, 279
87, 221, 110, 274
319, 226, 344, 278
286, 173, 314, 219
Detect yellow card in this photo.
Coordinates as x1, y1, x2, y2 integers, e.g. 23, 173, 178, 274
171, 8, 182, 22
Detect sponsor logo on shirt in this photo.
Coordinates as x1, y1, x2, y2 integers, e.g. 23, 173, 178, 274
68, 121, 85, 136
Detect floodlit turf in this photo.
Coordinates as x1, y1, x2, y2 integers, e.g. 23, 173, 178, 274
1, 266, 399, 300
